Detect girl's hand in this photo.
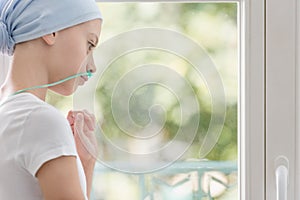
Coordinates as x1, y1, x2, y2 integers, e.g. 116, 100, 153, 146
67, 110, 98, 164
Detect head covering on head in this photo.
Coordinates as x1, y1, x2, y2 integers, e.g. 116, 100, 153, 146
0, 0, 103, 56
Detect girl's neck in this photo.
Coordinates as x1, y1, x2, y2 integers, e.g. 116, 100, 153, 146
0, 49, 49, 101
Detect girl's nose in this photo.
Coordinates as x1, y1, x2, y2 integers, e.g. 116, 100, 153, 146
87, 53, 96, 73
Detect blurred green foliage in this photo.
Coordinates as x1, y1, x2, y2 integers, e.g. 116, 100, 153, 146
47, 2, 238, 162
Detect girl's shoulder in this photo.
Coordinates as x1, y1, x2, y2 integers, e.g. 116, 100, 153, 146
2, 92, 64, 119
1, 92, 71, 135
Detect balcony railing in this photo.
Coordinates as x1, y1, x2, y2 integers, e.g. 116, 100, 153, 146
91, 161, 237, 200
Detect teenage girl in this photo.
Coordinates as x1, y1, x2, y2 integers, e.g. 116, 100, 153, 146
0, 0, 102, 199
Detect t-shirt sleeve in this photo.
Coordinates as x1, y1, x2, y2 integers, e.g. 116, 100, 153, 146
16, 106, 78, 177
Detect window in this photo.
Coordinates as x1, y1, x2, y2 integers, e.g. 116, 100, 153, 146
42, 0, 265, 199
266, 0, 298, 199
81, 2, 239, 200
70, 0, 265, 199
3, 0, 299, 199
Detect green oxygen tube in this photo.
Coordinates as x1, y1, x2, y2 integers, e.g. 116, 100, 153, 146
11, 70, 93, 96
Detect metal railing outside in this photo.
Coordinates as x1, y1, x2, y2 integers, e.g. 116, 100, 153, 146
91, 161, 237, 200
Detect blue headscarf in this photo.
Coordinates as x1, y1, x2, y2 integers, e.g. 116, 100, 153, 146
0, 0, 103, 56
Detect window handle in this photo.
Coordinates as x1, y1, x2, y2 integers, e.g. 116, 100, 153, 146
276, 165, 288, 200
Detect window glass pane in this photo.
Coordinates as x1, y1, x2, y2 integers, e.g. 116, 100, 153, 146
47, 2, 238, 200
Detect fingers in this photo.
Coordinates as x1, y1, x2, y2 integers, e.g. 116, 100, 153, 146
68, 110, 96, 131
83, 110, 96, 130
66, 111, 75, 133
81, 110, 96, 131
67, 111, 75, 125
74, 113, 84, 134
69, 110, 99, 160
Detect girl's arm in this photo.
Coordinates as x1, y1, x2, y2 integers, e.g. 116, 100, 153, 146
67, 110, 98, 199
37, 156, 86, 200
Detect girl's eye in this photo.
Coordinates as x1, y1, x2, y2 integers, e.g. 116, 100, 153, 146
88, 42, 95, 51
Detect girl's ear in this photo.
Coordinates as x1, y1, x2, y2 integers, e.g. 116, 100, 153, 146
42, 32, 57, 45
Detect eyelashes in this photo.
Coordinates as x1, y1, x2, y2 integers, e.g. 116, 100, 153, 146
88, 41, 96, 51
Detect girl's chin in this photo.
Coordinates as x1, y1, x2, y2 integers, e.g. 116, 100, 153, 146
49, 86, 78, 96
50, 77, 87, 95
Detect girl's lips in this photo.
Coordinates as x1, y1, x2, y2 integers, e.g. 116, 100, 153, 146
81, 75, 88, 82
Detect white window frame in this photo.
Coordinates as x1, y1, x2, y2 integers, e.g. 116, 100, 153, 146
266, 0, 298, 199
241, 0, 265, 199
297, 0, 300, 199
0, 0, 270, 200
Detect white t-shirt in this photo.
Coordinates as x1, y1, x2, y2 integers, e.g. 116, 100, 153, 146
0, 93, 87, 200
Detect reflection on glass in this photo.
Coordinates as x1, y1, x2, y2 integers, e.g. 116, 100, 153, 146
47, 2, 238, 200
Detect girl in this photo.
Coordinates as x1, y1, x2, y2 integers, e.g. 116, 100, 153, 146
0, 0, 102, 199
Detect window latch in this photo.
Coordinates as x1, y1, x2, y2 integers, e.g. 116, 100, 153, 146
275, 156, 289, 200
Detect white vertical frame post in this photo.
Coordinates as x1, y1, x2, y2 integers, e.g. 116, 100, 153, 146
266, 0, 297, 199
241, 0, 265, 199
296, 0, 300, 199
